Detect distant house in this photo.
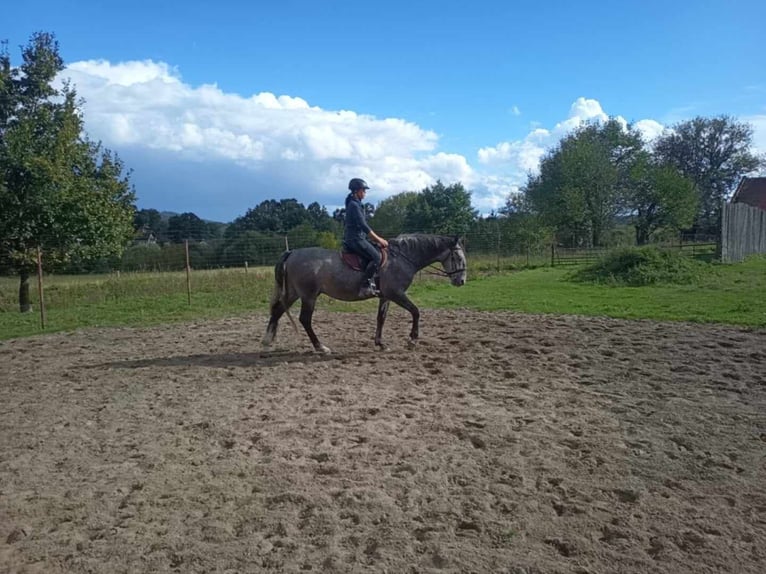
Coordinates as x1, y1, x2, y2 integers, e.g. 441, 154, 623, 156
731, 176, 766, 210
133, 226, 157, 245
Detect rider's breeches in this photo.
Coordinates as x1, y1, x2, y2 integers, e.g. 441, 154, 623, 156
348, 238, 381, 278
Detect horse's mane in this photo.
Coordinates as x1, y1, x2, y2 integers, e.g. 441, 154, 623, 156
389, 233, 455, 258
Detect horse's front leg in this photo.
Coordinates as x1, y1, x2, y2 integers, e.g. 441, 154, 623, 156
388, 292, 420, 347
375, 298, 390, 349
299, 296, 331, 354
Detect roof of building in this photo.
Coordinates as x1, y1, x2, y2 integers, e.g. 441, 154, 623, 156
731, 177, 766, 210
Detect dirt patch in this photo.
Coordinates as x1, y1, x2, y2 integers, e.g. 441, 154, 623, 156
1, 309, 765, 573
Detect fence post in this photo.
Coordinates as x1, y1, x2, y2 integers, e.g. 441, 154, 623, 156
496, 221, 501, 273
185, 239, 192, 305
551, 243, 555, 267
36, 247, 46, 330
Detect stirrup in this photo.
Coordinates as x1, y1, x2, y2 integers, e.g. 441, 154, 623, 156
360, 278, 380, 297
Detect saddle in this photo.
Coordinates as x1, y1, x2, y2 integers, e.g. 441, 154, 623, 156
341, 247, 388, 272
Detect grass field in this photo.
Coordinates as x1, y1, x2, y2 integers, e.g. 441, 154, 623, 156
1, 256, 764, 340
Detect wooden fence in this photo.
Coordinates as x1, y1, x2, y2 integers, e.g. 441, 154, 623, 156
721, 202, 766, 263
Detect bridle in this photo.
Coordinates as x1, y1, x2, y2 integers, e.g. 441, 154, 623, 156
389, 244, 466, 278
435, 246, 467, 278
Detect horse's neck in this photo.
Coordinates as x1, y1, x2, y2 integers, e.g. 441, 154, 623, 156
397, 239, 448, 270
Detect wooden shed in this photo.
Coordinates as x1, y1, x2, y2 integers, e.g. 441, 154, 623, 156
731, 176, 766, 210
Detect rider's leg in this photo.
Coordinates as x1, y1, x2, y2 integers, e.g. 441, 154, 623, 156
356, 240, 382, 295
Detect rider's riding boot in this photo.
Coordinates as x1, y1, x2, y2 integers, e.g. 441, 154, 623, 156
359, 261, 380, 297
358, 277, 380, 298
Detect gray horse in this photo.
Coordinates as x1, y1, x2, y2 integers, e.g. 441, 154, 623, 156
262, 234, 467, 352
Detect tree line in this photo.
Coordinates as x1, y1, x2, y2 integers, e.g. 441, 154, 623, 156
519, 116, 762, 248
2, 31, 764, 312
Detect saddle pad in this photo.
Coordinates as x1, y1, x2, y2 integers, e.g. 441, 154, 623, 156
341, 252, 365, 271
341, 248, 388, 272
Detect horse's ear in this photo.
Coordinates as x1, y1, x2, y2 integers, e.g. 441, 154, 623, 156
453, 235, 461, 247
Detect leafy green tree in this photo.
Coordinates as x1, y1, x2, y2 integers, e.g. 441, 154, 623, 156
120, 243, 164, 271
653, 116, 764, 233
285, 222, 321, 249
228, 198, 309, 236
205, 221, 227, 240
626, 153, 698, 244
0, 32, 135, 311
305, 201, 334, 232
524, 118, 643, 247
369, 191, 419, 236
221, 230, 285, 267
134, 208, 161, 231
167, 212, 207, 242
405, 181, 477, 235
500, 193, 552, 254
316, 231, 339, 250
134, 208, 168, 241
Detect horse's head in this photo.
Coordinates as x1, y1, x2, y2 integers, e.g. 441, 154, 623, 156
443, 236, 467, 286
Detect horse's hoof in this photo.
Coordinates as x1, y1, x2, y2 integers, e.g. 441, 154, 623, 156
406, 338, 417, 349
375, 343, 388, 352
317, 345, 332, 354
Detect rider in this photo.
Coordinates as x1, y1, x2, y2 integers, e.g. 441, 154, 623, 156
343, 178, 388, 296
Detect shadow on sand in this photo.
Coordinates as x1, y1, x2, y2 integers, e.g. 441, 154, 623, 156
91, 349, 346, 370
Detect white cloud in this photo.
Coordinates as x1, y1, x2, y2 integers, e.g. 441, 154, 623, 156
469, 98, 675, 212
60, 59, 451, 211
63, 60, 742, 220
742, 114, 766, 160
633, 119, 665, 142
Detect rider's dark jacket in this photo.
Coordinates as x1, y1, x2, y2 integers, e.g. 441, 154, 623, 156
342, 193, 371, 246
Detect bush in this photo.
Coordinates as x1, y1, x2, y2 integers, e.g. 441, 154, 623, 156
570, 246, 709, 286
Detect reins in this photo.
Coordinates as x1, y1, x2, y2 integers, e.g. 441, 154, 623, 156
388, 244, 466, 277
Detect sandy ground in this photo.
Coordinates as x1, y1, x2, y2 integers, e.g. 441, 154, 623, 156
0, 308, 765, 574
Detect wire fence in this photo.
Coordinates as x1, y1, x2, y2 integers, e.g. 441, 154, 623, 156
551, 239, 719, 266
0, 228, 722, 329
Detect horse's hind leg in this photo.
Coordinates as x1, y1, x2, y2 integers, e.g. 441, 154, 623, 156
299, 296, 331, 354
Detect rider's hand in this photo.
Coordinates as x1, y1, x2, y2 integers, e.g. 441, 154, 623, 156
379, 238, 389, 249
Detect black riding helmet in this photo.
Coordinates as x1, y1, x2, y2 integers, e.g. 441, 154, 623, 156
348, 178, 370, 192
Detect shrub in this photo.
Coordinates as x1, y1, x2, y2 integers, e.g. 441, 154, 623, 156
570, 246, 709, 286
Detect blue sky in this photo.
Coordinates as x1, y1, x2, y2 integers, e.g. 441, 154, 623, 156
6, 0, 765, 222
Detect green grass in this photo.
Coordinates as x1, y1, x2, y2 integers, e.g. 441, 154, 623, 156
1, 257, 764, 340
412, 257, 766, 326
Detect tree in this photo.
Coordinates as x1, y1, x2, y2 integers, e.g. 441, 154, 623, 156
167, 212, 207, 242
524, 118, 644, 247
405, 181, 477, 235
653, 116, 763, 233
133, 208, 170, 242
227, 198, 310, 236
626, 153, 698, 244
205, 220, 227, 240
499, 193, 552, 255
369, 191, 419, 235
305, 201, 334, 232
0, 33, 136, 311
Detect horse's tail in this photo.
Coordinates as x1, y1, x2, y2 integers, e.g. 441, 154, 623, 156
272, 250, 291, 306
271, 250, 299, 335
